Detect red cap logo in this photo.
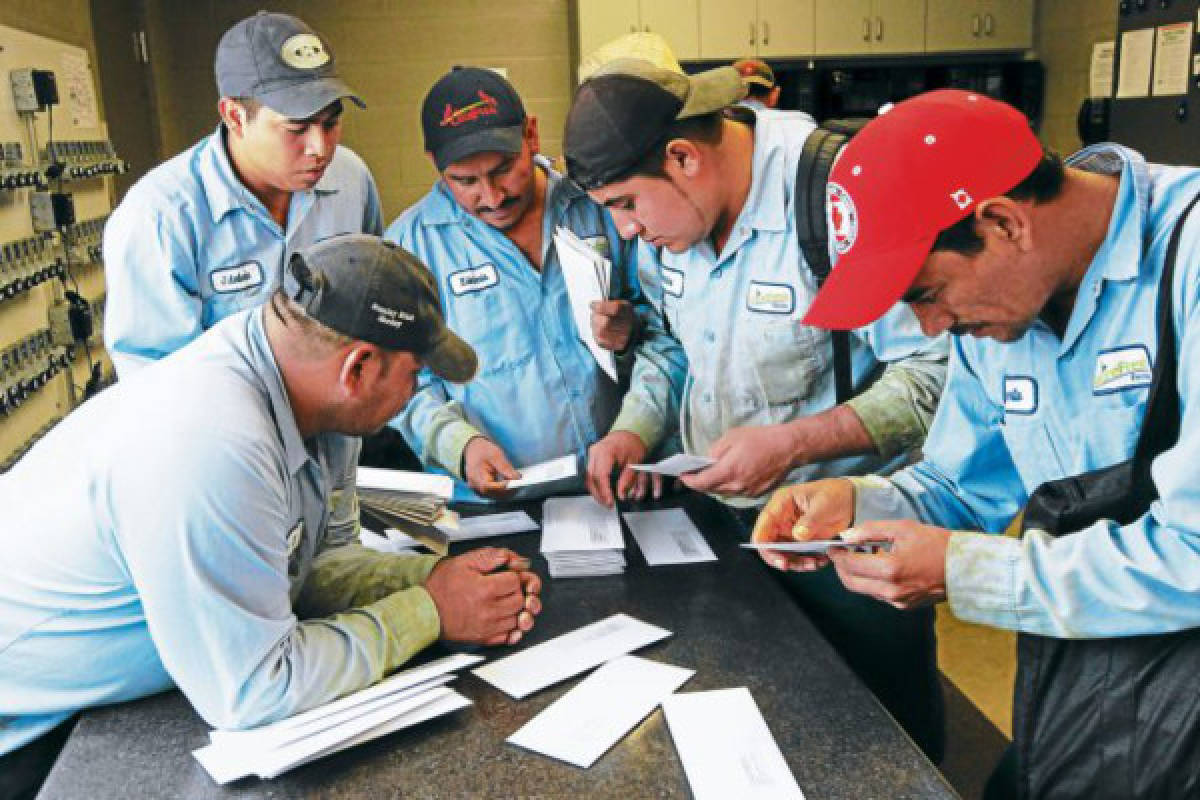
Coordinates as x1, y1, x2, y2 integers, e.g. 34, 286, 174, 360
827, 182, 858, 255
440, 90, 499, 127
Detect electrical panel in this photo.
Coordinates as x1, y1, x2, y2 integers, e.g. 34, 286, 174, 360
0, 25, 119, 471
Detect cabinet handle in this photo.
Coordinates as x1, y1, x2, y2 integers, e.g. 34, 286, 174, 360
629, 24, 637, 33
643, 24, 650, 32
762, 20, 769, 46
875, 16, 883, 41
983, 12, 995, 36
749, 22, 756, 46
863, 17, 871, 41
971, 13, 981, 37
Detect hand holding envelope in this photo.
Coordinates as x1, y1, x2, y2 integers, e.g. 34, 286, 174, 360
750, 478, 857, 572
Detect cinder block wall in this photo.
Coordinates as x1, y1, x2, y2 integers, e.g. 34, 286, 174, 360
142, 0, 574, 222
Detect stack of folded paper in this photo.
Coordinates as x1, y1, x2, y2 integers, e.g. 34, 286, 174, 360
356, 467, 456, 554
192, 653, 482, 784
540, 495, 626, 578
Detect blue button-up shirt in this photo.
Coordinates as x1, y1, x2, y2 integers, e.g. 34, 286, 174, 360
856, 145, 1200, 638
103, 127, 383, 376
386, 158, 686, 502
643, 112, 946, 503
0, 308, 441, 756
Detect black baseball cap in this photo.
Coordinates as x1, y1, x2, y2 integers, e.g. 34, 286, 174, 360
215, 11, 365, 119
288, 234, 477, 383
564, 58, 745, 191
421, 67, 526, 171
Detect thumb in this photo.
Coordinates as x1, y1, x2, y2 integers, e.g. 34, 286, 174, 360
840, 521, 897, 544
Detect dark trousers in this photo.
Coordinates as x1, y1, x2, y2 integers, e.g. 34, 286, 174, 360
730, 505, 946, 763
0, 718, 75, 800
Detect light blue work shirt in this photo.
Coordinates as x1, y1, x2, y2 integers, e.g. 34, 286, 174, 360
855, 145, 1200, 639
643, 112, 946, 503
103, 127, 383, 376
0, 308, 441, 756
386, 157, 686, 502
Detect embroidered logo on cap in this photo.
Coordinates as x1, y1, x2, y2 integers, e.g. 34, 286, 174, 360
440, 90, 499, 127
827, 182, 858, 255
280, 34, 329, 70
950, 188, 973, 210
372, 302, 415, 329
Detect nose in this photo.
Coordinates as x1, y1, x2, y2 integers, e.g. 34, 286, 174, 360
304, 125, 335, 161
478, 177, 505, 211
609, 208, 642, 240
913, 304, 953, 338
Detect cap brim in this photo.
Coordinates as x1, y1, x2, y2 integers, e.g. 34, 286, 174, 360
257, 77, 366, 119
802, 234, 935, 331
679, 66, 747, 118
432, 125, 525, 171
423, 327, 478, 384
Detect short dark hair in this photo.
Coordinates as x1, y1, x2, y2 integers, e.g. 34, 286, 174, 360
745, 83, 773, 101
620, 110, 727, 180
931, 149, 1066, 256
232, 96, 263, 121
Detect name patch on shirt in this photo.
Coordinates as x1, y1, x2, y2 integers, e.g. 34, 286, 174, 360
1003, 376, 1038, 415
661, 267, 684, 297
210, 261, 264, 294
1093, 345, 1152, 394
746, 281, 795, 314
449, 264, 499, 295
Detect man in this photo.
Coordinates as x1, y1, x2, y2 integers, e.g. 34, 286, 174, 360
563, 54, 948, 758
103, 11, 382, 376
732, 58, 813, 125
752, 89, 1200, 797
0, 235, 542, 799
386, 67, 685, 505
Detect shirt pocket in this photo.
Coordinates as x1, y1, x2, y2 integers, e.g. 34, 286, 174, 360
748, 319, 830, 408
1073, 400, 1144, 471
442, 266, 533, 376
1003, 417, 1070, 491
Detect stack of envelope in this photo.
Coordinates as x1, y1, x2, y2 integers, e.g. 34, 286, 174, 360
356, 467, 456, 554
192, 653, 482, 784
540, 495, 626, 578
553, 226, 617, 382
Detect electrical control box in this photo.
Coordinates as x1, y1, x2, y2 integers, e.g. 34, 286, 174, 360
30, 191, 75, 232
9, 67, 57, 112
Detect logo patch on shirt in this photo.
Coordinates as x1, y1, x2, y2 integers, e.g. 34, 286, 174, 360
827, 182, 858, 255
746, 281, 795, 314
210, 261, 264, 294
582, 235, 610, 258
661, 267, 684, 297
449, 264, 499, 295
1093, 345, 1152, 394
1003, 376, 1038, 415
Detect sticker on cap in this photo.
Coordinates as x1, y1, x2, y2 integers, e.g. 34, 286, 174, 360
1003, 376, 1038, 415
211, 260, 264, 293
449, 264, 499, 295
1093, 345, 1152, 394
280, 34, 329, 70
827, 182, 858, 255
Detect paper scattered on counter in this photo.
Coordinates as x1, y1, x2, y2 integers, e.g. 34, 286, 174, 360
438, 510, 539, 541
472, 613, 670, 699
624, 509, 716, 565
358, 527, 418, 555
507, 454, 578, 489
193, 653, 481, 784
356, 467, 453, 498
630, 454, 716, 476
508, 655, 693, 768
554, 226, 617, 382
541, 495, 626, 578
662, 688, 805, 800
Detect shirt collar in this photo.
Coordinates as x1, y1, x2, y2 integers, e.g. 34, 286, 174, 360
1067, 143, 1149, 285
246, 305, 312, 476
736, 113, 789, 234
198, 125, 338, 225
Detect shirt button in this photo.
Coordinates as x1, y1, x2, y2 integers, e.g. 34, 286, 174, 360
704, 392, 714, 403
704, 330, 715, 343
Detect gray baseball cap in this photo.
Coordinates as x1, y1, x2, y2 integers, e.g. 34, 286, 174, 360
564, 57, 746, 190
215, 11, 365, 120
288, 234, 477, 383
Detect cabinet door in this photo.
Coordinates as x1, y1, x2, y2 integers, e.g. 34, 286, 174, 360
978, 0, 1032, 51
924, 0, 981, 53
699, 0, 758, 59
642, 0, 701, 60
578, 0, 641, 58
814, 0, 875, 56
871, 0, 925, 54
758, 0, 815, 57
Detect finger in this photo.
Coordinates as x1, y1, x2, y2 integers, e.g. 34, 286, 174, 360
651, 473, 663, 499
589, 450, 616, 508
524, 593, 542, 615
827, 548, 896, 582
484, 632, 511, 646
680, 463, 728, 492
518, 570, 542, 597
840, 521, 901, 544
751, 492, 797, 544
590, 299, 620, 316
516, 609, 535, 631
484, 570, 523, 601
616, 465, 639, 501
506, 629, 524, 646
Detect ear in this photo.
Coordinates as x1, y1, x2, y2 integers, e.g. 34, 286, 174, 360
524, 115, 541, 154
663, 138, 702, 179
335, 344, 382, 400
767, 86, 782, 108
976, 197, 1034, 253
218, 97, 247, 137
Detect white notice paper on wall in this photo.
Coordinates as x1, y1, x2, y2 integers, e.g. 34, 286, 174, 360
507, 655, 694, 767
1089, 41, 1115, 98
1153, 21, 1194, 96
662, 688, 805, 800
1117, 27, 1155, 99
623, 509, 716, 565
472, 613, 671, 699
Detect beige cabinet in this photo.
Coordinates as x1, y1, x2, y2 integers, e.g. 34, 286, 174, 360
577, 0, 700, 60
815, 0, 925, 56
699, 0, 814, 59
925, 0, 1033, 53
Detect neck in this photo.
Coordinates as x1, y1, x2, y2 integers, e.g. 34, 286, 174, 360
708, 120, 755, 254
263, 308, 329, 439
224, 127, 292, 227
504, 166, 548, 269
1037, 168, 1121, 335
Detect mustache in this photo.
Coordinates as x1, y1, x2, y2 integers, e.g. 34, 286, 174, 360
477, 196, 519, 214
948, 323, 986, 336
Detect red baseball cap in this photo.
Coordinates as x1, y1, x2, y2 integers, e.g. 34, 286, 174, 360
802, 89, 1044, 330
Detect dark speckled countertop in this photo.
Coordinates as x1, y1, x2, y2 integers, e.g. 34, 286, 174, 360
39, 493, 958, 799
